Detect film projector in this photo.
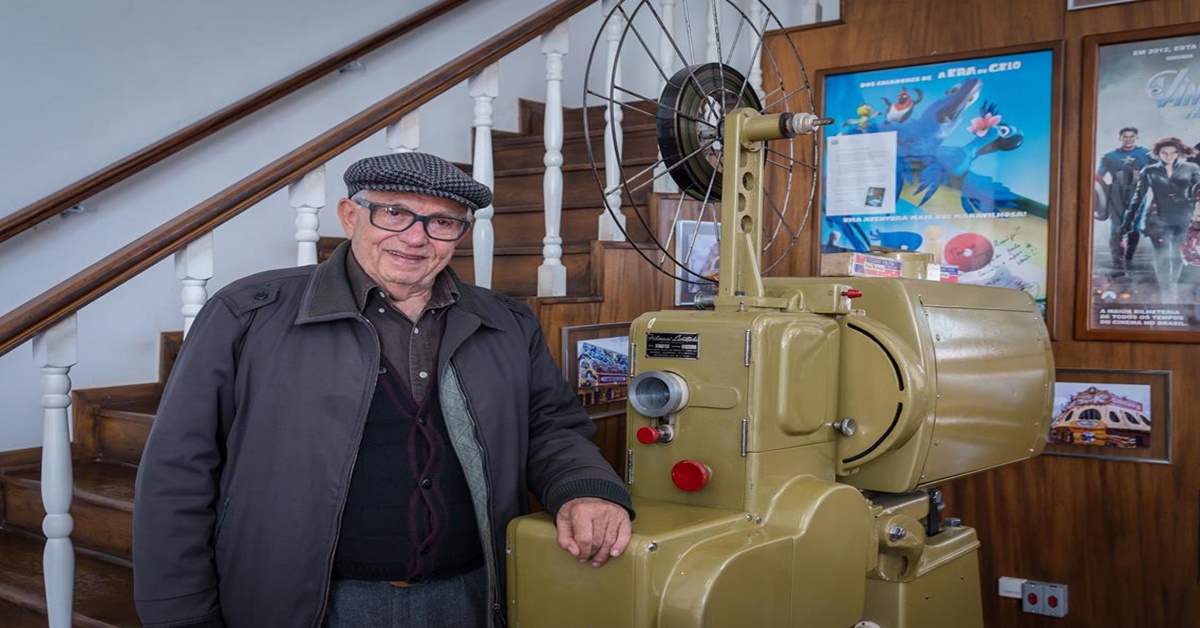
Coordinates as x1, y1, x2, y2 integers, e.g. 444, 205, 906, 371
508, 2, 1054, 626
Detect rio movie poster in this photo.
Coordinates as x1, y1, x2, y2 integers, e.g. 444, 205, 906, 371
1089, 33, 1200, 333
821, 50, 1054, 314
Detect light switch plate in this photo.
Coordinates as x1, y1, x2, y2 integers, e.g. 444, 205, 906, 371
998, 577, 1026, 599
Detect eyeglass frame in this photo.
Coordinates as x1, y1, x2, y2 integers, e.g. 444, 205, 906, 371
351, 194, 472, 241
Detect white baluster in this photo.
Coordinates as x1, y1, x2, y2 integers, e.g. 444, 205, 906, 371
748, 0, 765, 101
705, 0, 720, 64
538, 22, 569, 297
386, 110, 421, 153
600, 0, 628, 241
290, 166, 326, 267
653, 0, 681, 195
33, 314, 77, 628
468, 63, 498, 288
800, 0, 823, 24
174, 232, 213, 337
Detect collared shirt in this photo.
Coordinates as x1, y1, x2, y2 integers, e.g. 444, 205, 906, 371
346, 252, 459, 403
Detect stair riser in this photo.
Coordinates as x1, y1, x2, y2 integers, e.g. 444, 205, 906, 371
527, 102, 659, 136
97, 415, 151, 465
450, 250, 591, 297
492, 128, 659, 171
0, 597, 49, 628
460, 205, 655, 249
3, 480, 132, 560
493, 162, 654, 208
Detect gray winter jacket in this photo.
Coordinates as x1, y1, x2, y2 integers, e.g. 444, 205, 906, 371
132, 242, 632, 628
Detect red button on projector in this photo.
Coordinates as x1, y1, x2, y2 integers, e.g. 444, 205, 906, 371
636, 426, 663, 445
671, 460, 710, 492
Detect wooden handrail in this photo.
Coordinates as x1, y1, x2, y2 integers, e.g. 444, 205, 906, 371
0, 0, 598, 359
0, 0, 468, 245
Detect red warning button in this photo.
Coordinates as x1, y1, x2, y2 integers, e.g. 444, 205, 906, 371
671, 460, 710, 492
636, 426, 663, 445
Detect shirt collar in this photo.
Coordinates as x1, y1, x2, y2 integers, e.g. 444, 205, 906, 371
344, 248, 459, 315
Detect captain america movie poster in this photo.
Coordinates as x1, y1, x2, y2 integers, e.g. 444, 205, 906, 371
820, 49, 1054, 315
1086, 32, 1200, 335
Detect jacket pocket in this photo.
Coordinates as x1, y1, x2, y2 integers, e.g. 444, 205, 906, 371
214, 494, 232, 545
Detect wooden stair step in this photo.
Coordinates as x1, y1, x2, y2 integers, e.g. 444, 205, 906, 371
74, 383, 160, 465
0, 597, 51, 628
0, 529, 137, 627
522, 99, 659, 136
492, 125, 660, 171
492, 159, 656, 208
96, 408, 155, 466
2, 460, 136, 559
450, 243, 592, 297
460, 202, 655, 250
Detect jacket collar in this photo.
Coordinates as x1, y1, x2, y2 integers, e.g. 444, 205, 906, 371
295, 240, 502, 330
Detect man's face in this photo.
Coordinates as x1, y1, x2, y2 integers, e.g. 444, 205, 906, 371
336, 191, 470, 298
1120, 131, 1138, 149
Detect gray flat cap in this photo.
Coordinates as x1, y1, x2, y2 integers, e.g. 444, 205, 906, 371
344, 152, 493, 211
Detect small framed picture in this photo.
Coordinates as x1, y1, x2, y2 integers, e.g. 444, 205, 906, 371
1067, 0, 1144, 10
561, 322, 631, 419
673, 219, 720, 307
1046, 368, 1172, 464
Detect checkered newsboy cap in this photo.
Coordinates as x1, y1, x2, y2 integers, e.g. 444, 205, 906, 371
343, 152, 493, 211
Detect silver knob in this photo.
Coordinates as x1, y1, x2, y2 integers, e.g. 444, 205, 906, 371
833, 418, 857, 436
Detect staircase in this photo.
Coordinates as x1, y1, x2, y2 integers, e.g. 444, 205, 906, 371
0, 360, 171, 626
0, 99, 670, 627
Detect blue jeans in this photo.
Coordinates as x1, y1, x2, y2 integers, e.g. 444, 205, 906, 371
324, 567, 487, 627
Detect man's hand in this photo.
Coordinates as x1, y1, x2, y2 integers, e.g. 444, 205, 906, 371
554, 497, 632, 567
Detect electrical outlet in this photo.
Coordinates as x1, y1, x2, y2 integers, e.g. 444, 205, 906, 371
1021, 581, 1046, 614
1043, 583, 1068, 617
1020, 580, 1069, 617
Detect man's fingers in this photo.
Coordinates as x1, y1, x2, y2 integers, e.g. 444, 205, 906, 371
556, 512, 579, 556
589, 516, 620, 566
611, 518, 633, 558
571, 512, 595, 562
554, 498, 633, 566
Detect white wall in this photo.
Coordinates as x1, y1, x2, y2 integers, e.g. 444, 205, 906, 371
0, 0, 834, 450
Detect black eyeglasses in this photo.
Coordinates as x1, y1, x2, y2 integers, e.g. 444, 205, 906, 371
353, 197, 471, 241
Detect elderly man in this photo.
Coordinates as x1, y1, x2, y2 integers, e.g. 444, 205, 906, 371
133, 153, 634, 628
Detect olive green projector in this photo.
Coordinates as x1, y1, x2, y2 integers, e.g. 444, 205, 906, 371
507, 103, 1053, 628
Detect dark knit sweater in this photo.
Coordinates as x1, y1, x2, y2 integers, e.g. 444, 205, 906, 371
332, 357, 483, 582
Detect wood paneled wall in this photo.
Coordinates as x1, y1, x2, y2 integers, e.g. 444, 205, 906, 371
766, 2, 1200, 626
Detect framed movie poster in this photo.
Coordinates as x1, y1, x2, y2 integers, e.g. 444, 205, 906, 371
561, 322, 631, 419
1046, 368, 1172, 464
818, 44, 1060, 327
1076, 24, 1200, 342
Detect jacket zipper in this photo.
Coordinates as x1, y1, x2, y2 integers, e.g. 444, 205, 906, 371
448, 361, 505, 628
311, 316, 380, 627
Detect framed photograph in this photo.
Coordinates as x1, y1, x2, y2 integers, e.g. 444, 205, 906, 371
561, 322, 631, 419
1046, 368, 1172, 464
1067, 0, 1144, 10
1076, 24, 1200, 342
673, 219, 720, 307
817, 44, 1060, 329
